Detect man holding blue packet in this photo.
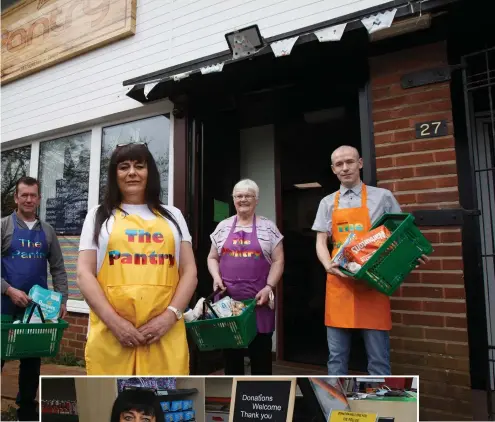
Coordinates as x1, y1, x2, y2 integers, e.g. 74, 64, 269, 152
1, 176, 68, 421
312, 146, 428, 376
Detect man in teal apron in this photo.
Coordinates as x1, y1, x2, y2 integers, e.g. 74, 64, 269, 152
1, 177, 68, 421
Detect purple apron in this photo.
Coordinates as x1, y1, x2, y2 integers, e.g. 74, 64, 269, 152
218, 215, 275, 333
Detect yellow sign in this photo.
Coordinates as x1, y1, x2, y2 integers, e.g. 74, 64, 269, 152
329, 410, 377, 422
1, 0, 137, 84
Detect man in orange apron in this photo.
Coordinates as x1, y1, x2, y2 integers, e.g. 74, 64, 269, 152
312, 145, 403, 375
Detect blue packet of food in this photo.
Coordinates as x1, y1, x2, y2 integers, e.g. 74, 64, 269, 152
163, 413, 175, 422
182, 400, 193, 410
172, 412, 184, 422
183, 410, 195, 421
160, 402, 171, 412
170, 400, 182, 411
22, 285, 62, 323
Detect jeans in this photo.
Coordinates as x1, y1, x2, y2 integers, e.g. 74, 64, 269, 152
1, 358, 41, 421
326, 327, 390, 375
224, 332, 273, 375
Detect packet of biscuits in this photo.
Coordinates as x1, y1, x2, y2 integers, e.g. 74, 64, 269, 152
343, 225, 392, 267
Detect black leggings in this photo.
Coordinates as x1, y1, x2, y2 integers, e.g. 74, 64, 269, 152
1, 358, 41, 421
224, 332, 273, 375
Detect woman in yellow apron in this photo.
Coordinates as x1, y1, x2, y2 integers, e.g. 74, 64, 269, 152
77, 143, 197, 375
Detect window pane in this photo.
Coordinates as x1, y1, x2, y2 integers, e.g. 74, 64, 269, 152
39, 133, 91, 235
100, 115, 170, 203
1, 146, 31, 217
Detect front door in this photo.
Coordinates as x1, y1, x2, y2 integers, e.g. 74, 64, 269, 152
187, 111, 241, 374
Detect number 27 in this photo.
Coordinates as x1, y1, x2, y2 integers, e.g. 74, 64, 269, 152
420, 122, 442, 136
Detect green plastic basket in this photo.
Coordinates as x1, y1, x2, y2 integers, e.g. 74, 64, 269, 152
341, 213, 433, 296
185, 299, 257, 351
1, 315, 69, 360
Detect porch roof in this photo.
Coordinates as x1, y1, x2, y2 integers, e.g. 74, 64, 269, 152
123, 0, 456, 104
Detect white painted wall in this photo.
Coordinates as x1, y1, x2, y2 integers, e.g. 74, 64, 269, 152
2, 0, 393, 143
240, 124, 277, 352
240, 125, 276, 222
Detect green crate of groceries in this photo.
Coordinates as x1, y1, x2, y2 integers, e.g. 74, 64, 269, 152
1, 315, 68, 360
339, 213, 433, 296
186, 298, 257, 352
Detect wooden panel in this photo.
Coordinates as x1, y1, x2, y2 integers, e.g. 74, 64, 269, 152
1, 0, 136, 84
75, 378, 117, 422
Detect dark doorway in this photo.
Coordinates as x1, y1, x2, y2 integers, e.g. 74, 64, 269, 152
187, 111, 242, 375
277, 85, 364, 367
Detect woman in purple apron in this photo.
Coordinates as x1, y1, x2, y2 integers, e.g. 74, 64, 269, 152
207, 179, 284, 375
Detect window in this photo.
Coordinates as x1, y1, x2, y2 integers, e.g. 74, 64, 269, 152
1, 146, 31, 217
39, 134, 91, 302
38, 133, 91, 234
100, 115, 171, 202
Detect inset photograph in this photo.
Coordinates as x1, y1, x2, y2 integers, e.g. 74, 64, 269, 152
38, 375, 418, 422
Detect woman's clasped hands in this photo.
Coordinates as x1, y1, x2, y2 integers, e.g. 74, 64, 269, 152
108, 311, 177, 348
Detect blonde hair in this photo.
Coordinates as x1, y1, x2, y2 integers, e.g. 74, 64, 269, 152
232, 179, 259, 199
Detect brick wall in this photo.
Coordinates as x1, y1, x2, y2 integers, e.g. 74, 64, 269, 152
371, 41, 472, 421
60, 312, 89, 361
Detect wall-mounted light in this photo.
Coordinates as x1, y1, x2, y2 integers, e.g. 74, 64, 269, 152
370, 13, 432, 42
225, 25, 264, 59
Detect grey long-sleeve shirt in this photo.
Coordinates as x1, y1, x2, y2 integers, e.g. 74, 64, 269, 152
1, 212, 69, 304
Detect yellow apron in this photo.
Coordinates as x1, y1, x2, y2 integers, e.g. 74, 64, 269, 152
85, 209, 189, 375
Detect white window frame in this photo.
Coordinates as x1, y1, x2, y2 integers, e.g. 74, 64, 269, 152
1, 101, 175, 314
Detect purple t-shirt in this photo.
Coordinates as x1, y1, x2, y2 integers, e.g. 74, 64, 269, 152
210, 216, 283, 264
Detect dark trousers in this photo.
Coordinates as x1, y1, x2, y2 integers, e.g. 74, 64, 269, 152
1, 358, 41, 421
224, 332, 273, 375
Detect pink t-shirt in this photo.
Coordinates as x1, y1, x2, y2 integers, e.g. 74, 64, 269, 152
210, 216, 283, 264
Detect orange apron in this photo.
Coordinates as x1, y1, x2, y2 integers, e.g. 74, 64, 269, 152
325, 184, 391, 330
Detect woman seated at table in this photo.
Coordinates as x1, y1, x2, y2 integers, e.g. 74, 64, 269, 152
77, 142, 197, 375
207, 179, 284, 375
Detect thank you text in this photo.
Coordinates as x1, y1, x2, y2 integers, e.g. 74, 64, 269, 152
230, 379, 295, 422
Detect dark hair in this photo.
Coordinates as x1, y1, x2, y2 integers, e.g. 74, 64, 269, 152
94, 143, 181, 245
110, 389, 164, 422
15, 176, 40, 195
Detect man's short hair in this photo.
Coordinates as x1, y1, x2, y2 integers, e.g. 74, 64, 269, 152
331, 145, 361, 164
15, 176, 40, 195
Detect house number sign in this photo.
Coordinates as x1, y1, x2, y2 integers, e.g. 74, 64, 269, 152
415, 120, 448, 139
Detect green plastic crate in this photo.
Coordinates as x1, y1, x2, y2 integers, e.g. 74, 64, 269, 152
1, 315, 69, 360
341, 213, 433, 296
185, 299, 257, 351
